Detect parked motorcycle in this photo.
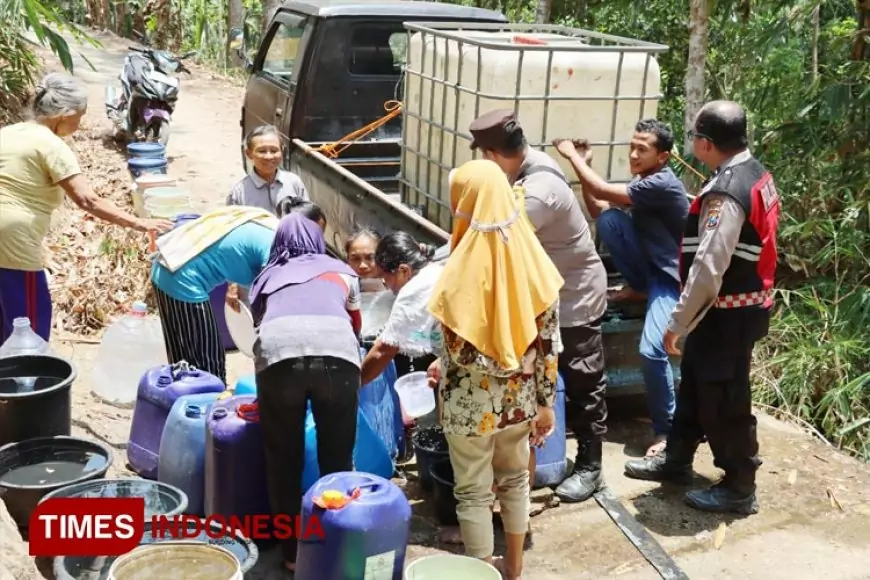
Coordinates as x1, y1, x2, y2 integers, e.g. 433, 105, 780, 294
105, 33, 196, 146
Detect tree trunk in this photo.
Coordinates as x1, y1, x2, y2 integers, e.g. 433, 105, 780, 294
262, 0, 282, 36
811, 5, 820, 82
683, 0, 710, 188
535, 0, 551, 24
853, 0, 869, 61
227, 0, 245, 68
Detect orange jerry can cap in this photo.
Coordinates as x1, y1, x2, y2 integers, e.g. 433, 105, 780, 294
313, 488, 362, 510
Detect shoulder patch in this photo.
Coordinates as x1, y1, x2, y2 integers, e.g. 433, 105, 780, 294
704, 197, 723, 231
760, 177, 780, 212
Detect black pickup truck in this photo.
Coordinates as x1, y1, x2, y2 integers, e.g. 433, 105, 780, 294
233, 0, 678, 396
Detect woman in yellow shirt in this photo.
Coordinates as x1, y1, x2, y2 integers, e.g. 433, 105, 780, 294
0, 72, 172, 344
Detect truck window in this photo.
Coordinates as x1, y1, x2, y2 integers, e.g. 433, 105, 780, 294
349, 26, 407, 77
262, 15, 308, 82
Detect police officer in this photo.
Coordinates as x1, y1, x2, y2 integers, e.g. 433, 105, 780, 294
469, 109, 609, 504
623, 101, 781, 514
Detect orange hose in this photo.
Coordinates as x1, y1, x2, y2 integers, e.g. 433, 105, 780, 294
315, 101, 403, 159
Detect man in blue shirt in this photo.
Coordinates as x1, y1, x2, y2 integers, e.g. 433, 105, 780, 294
554, 119, 689, 457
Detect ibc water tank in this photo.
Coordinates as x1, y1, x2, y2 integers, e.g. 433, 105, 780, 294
402, 29, 663, 231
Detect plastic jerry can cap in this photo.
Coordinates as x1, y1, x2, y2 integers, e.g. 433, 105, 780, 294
313, 488, 362, 510
212, 407, 228, 420
185, 405, 203, 418
157, 375, 172, 387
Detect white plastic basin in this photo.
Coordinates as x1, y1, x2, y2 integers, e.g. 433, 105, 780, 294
405, 554, 500, 579
393, 371, 435, 418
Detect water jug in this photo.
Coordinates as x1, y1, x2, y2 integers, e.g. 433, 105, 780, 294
158, 392, 223, 515
533, 373, 568, 489
358, 347, 402, 459
127, 362, 226, 479
204, 395, 270, 520
295, 472, 412, 580
0, 317, 54, 391
92, 301, 166, 408
301, 402, 393, 493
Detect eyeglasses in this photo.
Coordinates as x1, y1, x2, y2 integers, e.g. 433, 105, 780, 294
687, 129, 713, 142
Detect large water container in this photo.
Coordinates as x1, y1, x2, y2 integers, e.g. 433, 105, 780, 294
127, 362, 226, 479
295, 472, 412, 580
143, 186, 192, 220
301, 403, 394, 493
533, 373, 568, 489
127, 142, 166, 159
158, 391, 223, 514
402, 28, 663, 230
0, 317, 55, 392
133, 174, 177, 217
204, 395, 270, 520
92, 301, 166, 408
128, 156, 168, 178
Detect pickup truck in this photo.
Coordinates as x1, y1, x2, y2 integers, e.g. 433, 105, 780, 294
233, 0, 678, 396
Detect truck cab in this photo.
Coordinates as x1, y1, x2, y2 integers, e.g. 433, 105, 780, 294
237, 0, 506, 184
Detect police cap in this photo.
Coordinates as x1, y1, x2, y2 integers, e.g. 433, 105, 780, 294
469, 109, 523, 150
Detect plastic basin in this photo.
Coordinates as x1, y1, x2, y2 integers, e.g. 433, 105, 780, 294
394, 372, 435, 418
54, 518, 258, 580
40, 478, 188, 516
108, 544, 241, 580
405, 554, 501, 579
0, 436, 113, 535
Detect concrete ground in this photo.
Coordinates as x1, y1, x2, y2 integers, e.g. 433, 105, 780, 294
12, 29, 870, 580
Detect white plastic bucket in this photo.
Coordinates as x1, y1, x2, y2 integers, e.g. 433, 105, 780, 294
405, 554, 501, 579
394, 371, 436, 418
108, 543, 241, 580
133, 175, 177, 217
143, 187, 191, 220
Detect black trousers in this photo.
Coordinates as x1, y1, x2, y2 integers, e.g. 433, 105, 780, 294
559, 317, 608, 438
256, 356, 360, 563
670, 309, 768, 493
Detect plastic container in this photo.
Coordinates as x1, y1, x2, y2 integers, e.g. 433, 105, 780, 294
158, 392, 222, 514
40, 478, 187, 517
405, 554, 501, 579
0, 355, 76, 448
233, 374, 257, 396
204, 395, 270, 521
295, 472, 412, 580
533, 372, 568, 489
92, 301, 167, 408
429, 457, 458, 526
358, 346, 402, 459
0, 318, 56, 391
128, 156, 168, 179
54, 517, 257, 580
393, 372, 435, 418
127, 362, 226, 480
301, 403, 394, 493
143, 187, 192, 220
107, 544, 241, 580
410, 425, 448, 492
403, 29, 662, 231
0, 436, 112, 535
133, 175, 178, 217
127, 142, 166, 158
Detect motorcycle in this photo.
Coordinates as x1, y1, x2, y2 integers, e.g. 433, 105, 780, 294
105, 32, 196, 146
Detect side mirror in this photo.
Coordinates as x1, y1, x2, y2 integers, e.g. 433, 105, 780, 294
229, 27, 244, 53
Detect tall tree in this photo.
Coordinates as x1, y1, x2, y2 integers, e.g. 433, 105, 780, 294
227, 0, 244, 67
262, 0, 281, 35
535, 0, 552, 23
683, 0, 710, 186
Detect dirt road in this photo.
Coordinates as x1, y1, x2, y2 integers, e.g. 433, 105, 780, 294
24, 31, 870, 580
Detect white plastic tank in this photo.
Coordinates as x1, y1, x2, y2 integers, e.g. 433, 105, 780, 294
133, 174, 178, 217
92, 301, 167, 408
402, 29, 662, 230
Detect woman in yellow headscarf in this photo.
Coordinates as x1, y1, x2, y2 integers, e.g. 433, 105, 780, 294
426, 159, 564, 580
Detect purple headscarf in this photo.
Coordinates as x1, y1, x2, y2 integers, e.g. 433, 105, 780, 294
248, 213, 356, 305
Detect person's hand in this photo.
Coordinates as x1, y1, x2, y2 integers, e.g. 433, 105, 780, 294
530, 405, 555, 447
137, 217, 174, 234
225, 283, 241, 313
663, 329, 682, 356
426, 358, 442, 390
553, 138, 578, 159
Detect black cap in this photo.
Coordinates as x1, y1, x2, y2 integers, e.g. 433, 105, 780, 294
469, 109, 522, 150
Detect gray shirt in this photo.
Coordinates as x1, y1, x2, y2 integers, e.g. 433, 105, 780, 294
226, 169, 309, 214
517, 149, 608, 328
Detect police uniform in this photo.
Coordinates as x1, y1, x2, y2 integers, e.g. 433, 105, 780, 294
625, 148, 781, 513
469, 110, 610, 504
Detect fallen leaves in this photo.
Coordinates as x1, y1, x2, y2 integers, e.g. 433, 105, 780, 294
713, 522, 728, 550
45, 122, 155, 337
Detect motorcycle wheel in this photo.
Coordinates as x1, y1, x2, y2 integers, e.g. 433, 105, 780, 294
145, 119, 170, 146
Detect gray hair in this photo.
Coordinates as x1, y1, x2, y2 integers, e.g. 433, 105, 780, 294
31, 73, 89, 119
244, 124, 283, 151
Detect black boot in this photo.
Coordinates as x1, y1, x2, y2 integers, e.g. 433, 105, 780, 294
555, 436, 603, 503
684, 480, 759, 515
623, 439, 698, 482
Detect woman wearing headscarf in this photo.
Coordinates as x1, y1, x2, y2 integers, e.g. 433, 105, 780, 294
249, 213, 361, 574
427, 160, 564, 580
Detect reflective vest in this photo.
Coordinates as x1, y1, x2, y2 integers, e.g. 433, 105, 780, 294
679, 152, 780, 311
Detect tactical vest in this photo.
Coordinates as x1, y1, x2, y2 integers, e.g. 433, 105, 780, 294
679, 152, 780, 311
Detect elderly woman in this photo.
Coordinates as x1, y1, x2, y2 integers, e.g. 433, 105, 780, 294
0, 72, 172, 343
427, 160, 563, 580
249, 213, 361, 573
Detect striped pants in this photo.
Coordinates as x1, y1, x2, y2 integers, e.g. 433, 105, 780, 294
153, 284, 226, 383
